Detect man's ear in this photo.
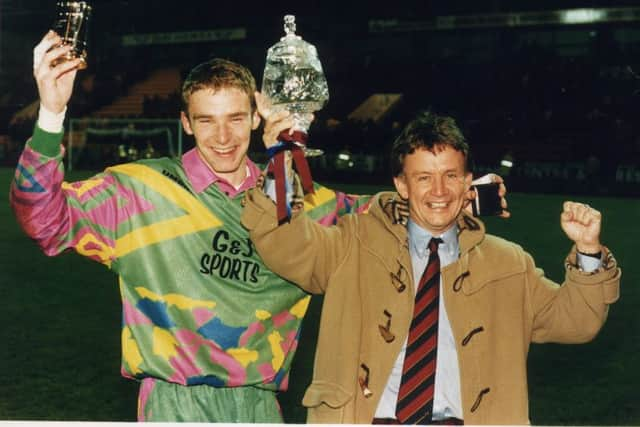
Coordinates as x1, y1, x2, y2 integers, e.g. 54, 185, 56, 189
393, 175, 408, 199
251, 110, 261, 130
465, 172, 473, 190
181, 111, 194, 135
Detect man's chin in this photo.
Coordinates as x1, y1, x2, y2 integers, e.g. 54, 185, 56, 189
210, 158, 243, 173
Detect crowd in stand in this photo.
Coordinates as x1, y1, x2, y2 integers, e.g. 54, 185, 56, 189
304, 47, 640, 195
2, 43, 640, 195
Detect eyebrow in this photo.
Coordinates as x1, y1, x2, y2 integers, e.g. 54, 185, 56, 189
192, 111, 249, 120
228, 112, 250, 119
410, 168, 460, 176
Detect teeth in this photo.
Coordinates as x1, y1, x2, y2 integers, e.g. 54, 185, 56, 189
429, 202, 447, 208
213, 147, 234, 154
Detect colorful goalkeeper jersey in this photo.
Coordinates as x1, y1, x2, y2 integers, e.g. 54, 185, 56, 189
11, 125, 372, 391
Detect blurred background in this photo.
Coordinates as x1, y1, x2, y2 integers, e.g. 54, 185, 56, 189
0, 0, 639, 424
1, 0, 640, 194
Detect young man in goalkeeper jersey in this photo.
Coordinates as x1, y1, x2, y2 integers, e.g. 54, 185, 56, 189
12, 30, 373, 422
11, 31, 506, 422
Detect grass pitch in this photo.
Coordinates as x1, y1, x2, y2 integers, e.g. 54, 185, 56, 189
0, 167, 637, 424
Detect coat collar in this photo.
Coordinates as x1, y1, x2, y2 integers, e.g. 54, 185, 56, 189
456, 210, 486, 256
369, 191, 486, 254
363, 192, 410, 254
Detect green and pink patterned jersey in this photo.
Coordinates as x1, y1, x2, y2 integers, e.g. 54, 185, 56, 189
11, 125, 372, 392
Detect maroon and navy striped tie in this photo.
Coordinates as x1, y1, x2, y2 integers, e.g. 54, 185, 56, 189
396, 237, 443, 424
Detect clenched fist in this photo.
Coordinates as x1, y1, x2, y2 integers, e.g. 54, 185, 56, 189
561, 201, 602, 254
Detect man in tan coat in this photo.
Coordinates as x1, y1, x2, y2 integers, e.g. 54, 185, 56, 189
241, 111, 621, 424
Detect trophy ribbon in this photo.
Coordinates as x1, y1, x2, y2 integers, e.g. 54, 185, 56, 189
267, 130, 315, 224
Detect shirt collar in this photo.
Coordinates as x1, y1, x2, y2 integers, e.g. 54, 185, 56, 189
407, 219, 459, 259
182, 148, 261, 196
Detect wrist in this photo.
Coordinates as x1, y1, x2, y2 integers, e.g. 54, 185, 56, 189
576, 243, 602, 256
38, 104, 66, 133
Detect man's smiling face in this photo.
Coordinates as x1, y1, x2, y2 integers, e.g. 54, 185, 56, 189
394, 145, 472, 234
181, 87, 260, 187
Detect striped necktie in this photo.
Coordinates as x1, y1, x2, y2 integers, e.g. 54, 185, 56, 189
396, 237, 443, 424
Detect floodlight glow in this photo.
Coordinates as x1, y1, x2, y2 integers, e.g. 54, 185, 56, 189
501, 160, 514, 168
562, 9, 606, 24
338, 153, 351, 161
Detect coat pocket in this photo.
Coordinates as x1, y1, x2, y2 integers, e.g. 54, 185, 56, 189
303, 381, 353, 423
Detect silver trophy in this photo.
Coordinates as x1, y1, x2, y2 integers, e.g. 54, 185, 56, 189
262, 15, 329, 157
51, 1, 92, 70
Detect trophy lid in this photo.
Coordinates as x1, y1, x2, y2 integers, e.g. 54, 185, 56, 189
266, 15, 321, 69
262, 14, 329, 113
281, 14, 300, 40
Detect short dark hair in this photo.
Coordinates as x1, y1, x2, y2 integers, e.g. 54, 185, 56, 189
181, 58, 256, 114
390, 111, 470, 177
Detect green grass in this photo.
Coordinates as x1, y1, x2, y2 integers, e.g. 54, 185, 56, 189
1, 167, 638, 424
0, 167, 138, 420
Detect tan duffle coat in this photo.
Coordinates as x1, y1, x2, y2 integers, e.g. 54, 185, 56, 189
242, 189, 621, 425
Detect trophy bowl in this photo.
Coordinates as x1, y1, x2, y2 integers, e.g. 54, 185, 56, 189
262, 15, 329, 157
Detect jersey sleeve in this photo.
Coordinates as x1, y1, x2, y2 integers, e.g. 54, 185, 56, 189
10, 125, 122, 267
305, 182, 373, 226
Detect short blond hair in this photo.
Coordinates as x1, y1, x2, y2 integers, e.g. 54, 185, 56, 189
181, 58, 256, 114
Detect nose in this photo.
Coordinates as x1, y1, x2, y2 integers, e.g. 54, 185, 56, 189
216, 123, 231, 145
430, 176, 447, 195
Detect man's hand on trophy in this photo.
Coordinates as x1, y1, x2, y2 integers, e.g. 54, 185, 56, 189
33, 31, 82, 114
255, 92, 314, 149
255, 92, 294, 149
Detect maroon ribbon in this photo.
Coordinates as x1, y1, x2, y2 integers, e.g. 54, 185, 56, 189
267, 130, 316, 224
